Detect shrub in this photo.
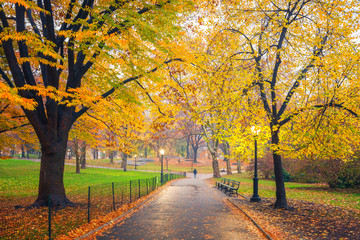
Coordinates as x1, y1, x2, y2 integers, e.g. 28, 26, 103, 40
337, 160, 360, 188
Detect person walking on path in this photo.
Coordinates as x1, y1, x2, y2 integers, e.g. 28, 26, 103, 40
193, 168, 197, 178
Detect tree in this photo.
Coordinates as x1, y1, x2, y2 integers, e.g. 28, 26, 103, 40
210, 0, 360, 208
0, 0, 193, 206
69, 111, 100, 172
177, 117, 203, 163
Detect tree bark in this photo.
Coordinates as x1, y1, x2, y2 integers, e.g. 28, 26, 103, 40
221, 141, 232, 175
121, 153, 128, 171
10, 146, 14, 157
93, 148, 97, 159
80, 142, 86, 169
272, 129, 288, 208
210, 151, 221, 178
109, 151, 114, 164
74, 139, 80, 174
225, 157, 232, 175
237, 159, 241, 173
144, 146, 148, 158
186, 138, 190, 159
36, 137, 71, 206
21, 145, 25, 158
193, 146, 198, 163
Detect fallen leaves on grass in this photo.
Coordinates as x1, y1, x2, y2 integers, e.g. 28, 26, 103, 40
232, 197, 360, 240
57, 182, 171, 240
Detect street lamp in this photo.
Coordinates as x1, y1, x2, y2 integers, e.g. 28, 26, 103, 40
134, 155, 137, 170
160, 149, 165, 184
250, 126, 261, 202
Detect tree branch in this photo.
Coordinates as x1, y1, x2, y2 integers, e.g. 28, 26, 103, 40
277, 34, 328, 118
0, 123, 31, 134
279, 102, 358, 126
72, 58, 183, 123
0, 67, 14, 88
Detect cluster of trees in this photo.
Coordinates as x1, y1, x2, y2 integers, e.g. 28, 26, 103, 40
2, 0, 360, 209
159, 0, 360, 208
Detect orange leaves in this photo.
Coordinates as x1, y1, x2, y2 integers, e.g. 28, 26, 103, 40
0, 83, 37, 110
19, 85, 102, 108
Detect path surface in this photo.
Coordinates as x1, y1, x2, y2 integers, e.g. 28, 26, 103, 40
96, 175, 264, 240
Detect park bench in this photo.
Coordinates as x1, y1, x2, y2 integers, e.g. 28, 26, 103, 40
216, 178, 229, 190
216, 178, 240, 196
216, 178, 224, 188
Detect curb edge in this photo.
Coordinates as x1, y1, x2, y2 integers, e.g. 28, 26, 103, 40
227, 198, 274, 240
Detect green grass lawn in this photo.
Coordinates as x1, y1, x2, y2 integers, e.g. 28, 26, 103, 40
0, 159, 160, 198
223, 173, 360, 210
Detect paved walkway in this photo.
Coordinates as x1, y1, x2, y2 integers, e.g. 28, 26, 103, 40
96, 175, 264, 240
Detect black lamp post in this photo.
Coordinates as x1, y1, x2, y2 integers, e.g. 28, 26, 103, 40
134, 155, 137, 170
160, 149, 164, 184
250, 126, 261, 202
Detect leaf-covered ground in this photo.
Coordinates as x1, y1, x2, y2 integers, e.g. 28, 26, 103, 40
232, 197, 360, 239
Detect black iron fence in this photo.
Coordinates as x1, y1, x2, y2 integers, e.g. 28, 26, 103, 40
0, 173, 185, 239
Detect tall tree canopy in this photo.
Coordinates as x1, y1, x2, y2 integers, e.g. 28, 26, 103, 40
0, 0, 193, 205
206, 0, 360, 208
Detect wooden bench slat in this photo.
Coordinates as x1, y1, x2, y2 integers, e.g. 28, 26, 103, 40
216, 178, 240, 196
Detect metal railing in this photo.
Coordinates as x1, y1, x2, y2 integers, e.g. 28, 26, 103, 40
0, 173, 184, 239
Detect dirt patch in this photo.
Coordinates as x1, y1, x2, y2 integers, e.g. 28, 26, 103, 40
232, 197, 360, 240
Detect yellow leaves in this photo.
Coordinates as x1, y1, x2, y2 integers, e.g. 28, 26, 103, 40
64, 88, 103, 107
0, 83, 36, 110
18, 85, 102, 108
0, 29, 64, 69
0, 0, 45, 13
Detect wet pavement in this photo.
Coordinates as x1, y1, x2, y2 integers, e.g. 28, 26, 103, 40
96, 175, 264, 240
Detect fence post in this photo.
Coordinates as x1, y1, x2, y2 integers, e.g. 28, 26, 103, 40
146, 179, 149, 194
121, 190, 124, 205
112, 182, 115, 211
88, 186, 91, 223
138, 179, 141, 199
130, 180, 132, 203
48, 195, 51, 240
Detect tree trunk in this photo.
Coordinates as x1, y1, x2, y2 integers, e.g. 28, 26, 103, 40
21, 145, 25, 158
237, 159, 241, 173
93, 148, 96, 159
36, 137, 71, 206
223, 141, 232, 175
80, 142, 86, 169
144, 146, 148, 158
121, 153, 128, 171
26, 149, 30, 159
272, 130, 288, 208
10, 146, 15, 157
193, 147, 198, 163
225, 157, 232, 175
74, 139, 80, 174
109, 151, 114, 164
210, 151, 220, 178
186, 138, 190, 159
